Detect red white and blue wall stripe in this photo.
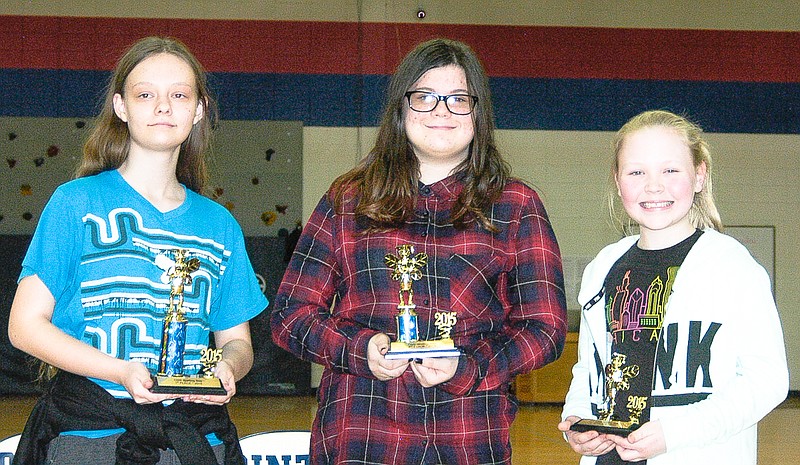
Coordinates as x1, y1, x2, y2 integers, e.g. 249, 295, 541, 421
2, 16, 799, 133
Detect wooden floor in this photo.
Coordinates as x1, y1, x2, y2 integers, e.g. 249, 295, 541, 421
1, 394, 797, 464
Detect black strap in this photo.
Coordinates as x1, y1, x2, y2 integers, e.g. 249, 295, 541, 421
582, 287, 604, 311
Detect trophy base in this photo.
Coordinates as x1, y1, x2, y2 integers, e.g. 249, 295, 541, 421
570, 418, 640, 435
151, 375, 227, 395
385, 339, 461, 360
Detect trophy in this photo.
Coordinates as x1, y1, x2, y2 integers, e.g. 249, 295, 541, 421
570, 352, 645, 435
151, 249, 227, 395
383, 245, 461, 360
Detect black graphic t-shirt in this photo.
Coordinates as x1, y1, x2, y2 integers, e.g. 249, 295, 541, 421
596, 229, 702, 465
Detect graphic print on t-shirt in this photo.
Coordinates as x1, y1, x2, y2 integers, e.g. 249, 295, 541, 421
606, 266, 677, 344
80, 208, 228, 386
598, 230, 704, 465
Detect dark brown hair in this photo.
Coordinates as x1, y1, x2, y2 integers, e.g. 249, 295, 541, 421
331, 38, 509, 231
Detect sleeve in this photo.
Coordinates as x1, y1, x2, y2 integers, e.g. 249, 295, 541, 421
562, 253, 608, 421
270, 195, 379, 378
208, 219, 269, 331
562, 303, 602, 421
659, 249, 789, 451
20, 187, 82, 303
441, 187, 569, 395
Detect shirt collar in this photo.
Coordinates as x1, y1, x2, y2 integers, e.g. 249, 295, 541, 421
417, 171, 466, 199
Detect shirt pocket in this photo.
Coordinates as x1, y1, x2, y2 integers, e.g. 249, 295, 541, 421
448, 253, 505, 324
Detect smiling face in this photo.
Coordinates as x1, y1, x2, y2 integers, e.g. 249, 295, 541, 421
112, 52, 203, 158
404, 64, 475, 183
615, 126, 707, 249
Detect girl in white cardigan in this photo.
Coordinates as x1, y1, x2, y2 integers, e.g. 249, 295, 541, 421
558, 110, 788, 465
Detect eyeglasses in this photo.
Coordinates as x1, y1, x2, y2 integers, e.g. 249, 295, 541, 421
404, 91, 478, 115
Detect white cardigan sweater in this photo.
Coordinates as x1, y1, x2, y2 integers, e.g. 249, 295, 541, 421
562, 229, 788, 465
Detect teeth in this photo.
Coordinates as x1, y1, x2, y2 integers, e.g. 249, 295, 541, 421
641, 201, 672, 208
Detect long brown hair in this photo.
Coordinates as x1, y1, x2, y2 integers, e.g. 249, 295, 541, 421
77, 36, 218, 194
331, 38, 510, 231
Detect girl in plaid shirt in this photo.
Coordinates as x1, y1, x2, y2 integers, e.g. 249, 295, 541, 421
272, 38, 568, 465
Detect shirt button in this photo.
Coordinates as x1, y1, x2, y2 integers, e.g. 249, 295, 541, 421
423, 299, 429, 305
420, 186, 432, 196
421, 232, 427, 237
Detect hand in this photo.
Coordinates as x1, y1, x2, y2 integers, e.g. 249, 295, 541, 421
183, 359, 236, 405
119, 361, 179, 404
610, 420, 666, 461
410, 356, 459, 387
367, 333, 409, 381
557, 416, 616, 457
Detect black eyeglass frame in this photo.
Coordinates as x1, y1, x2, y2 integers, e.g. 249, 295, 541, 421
404, 91, 479, 115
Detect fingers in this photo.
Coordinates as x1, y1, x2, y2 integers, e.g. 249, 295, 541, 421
183, 392, 233, 405
123, 362, 171, 404
374, 358, 410, 381
368, 333, 410, 380
559, 418, 617, 457
557, 419, 573, 433
573, 432, 616, 456
131, 383, 180, 405
559, 417, 666, 460
124, 360, 235, 405
182, 364, 236, 405
409, 356, 458, 387
608, 421, 666, 461
370, 333, 391, 354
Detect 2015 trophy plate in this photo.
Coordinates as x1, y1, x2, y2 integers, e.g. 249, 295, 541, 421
570, 353, 645, 435
384, 245, 461, 360
151, 249, 227, 395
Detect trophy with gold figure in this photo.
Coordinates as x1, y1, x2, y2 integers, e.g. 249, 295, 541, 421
384, 245, 461, 360
151, 249, 227, 395
570, 352, 645, 434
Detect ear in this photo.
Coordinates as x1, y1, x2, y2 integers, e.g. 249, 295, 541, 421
112, 93, 128, 122
193, 99, 205, 125
694, 161, 708, 193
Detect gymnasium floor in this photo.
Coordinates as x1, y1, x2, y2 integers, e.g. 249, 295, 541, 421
1, 394, 797, 464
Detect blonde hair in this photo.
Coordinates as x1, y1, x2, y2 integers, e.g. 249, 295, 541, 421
608, 110, 723, 234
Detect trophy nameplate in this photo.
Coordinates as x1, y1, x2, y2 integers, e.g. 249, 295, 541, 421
152, 347, 227, 395
384, 245, 461, 360
570, 352, 644, 435
151, 250, 227, 395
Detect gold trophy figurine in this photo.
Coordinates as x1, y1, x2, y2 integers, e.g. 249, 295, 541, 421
385, 244, 426, 344
151, 249, 227, 395
384, 245, 461, 360
570, 352, 645, 434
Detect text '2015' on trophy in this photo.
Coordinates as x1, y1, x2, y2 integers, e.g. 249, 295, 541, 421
151, 249, 227, 395
383, 245, 461, 360
570, 352, 645, 435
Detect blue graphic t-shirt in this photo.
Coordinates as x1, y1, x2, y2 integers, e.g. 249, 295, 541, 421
20, 169, 268, 398
597, 229, 702, 465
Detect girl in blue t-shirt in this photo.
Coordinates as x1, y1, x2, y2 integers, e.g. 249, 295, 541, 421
8, 37, 267, 465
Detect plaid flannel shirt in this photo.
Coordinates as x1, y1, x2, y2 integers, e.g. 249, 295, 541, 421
272, 174, 567, 465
